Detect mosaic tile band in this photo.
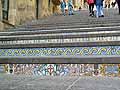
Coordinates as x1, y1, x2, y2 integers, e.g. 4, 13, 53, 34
1, 64, 120, 77
0, 46, 120, 57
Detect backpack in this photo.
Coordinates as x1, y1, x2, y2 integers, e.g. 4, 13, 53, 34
87, 0, 94, 4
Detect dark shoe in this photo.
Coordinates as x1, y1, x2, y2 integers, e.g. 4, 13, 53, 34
71, 13, 74, 15
101, 15, 104, 17
89, 13, 92, 16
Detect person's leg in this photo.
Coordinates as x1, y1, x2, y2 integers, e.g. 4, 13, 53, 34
71, 6, 73, 15
89, 4, 91, 16
68, 6, 71, 15
98, 5, 101, 17
100, 5, 104, 17
68, 5, 73, 15
61, 8, 63, 15
108, 4, 110, 8
104, 0, 107, 8
96, 5, 99, 18
118, 4, 120, 14
62, 8, 65, 16
63, 8, 65, 16
96, 5, 100, 18
70, 7, 72, 15
68, 6, 70, 15
91, 3, 94, 16
89, 4, 92, 16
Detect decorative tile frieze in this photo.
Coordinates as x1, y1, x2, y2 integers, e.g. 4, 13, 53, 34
0, 46, 120, 57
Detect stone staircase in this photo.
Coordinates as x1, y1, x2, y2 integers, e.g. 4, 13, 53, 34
0, 9, 120, 64
0, 17, 120, 48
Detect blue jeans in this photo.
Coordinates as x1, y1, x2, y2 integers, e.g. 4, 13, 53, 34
96, 5, 104, 18
61, 8, 65, 16
68, 6, 73, 15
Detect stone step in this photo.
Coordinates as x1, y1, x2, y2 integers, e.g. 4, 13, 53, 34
0, 27, 120, 48
11, 24, 120, 32
8, 20, 120, 31
1, 9, 120, 48
1, 25, 120, 36
24, 13, 120, 27
0, 40, 120, 48
0, 30, 120, 40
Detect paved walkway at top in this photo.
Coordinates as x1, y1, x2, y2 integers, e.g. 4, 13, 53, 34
4, 8, 119, 32
21, 8, 120, 28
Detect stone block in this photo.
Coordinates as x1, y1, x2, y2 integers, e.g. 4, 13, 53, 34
0, 21, 3, 31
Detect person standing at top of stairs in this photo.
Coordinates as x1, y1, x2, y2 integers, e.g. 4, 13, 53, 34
60, 0, 66, 16
68, 0, 74, 15
95, 0, 104, 18
87, 0, 95, 17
